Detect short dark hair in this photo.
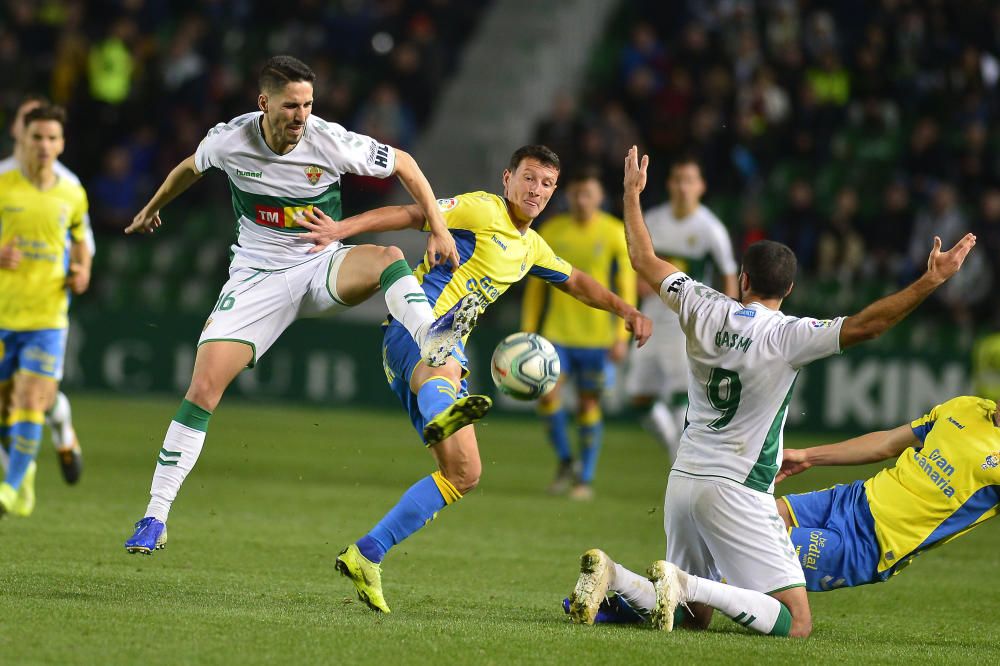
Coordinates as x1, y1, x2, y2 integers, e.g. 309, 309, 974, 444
565, 164, 603, 186
259, 55, 316, 93
741, 240, 797, 299
23, 104, 67, 129
669, 154, 702, 174
507, 144, 560, 173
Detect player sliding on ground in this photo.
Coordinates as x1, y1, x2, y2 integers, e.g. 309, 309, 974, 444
298, 145, 652, 613
778, 395, 1000, 591
566, 147, 976, 637
123, 55, 476, 554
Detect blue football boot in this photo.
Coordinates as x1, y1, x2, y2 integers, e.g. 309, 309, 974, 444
125, 517, 168, 554
562, 594, 646, 624
420, 292, 482, 367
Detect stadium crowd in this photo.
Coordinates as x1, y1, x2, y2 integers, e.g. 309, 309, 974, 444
0, 0, 490, 227
535, 0, 1000, 328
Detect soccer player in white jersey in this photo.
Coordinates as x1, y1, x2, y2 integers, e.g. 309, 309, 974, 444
624, 157, 737, 461
0, 95, 91, 490
566, 147, 976, 638
123, 55, 475, 554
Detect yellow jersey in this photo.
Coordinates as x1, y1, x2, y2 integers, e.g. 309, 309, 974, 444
417, 192, 572, 319
0, 168, 88, 330
521, 212, 635, 348
864, 396, 1000, 574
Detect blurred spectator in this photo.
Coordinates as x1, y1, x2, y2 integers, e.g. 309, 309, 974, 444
91, 146, 141, 231
771, 179, 821, 271
817, 187, 865, 283
907, 183, 967, 278
865, 180, 913, 281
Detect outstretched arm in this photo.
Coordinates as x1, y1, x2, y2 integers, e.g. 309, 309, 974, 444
622, 146, 682, 291
298, 203, 426, 253
555, 269, 652, 347
125, 154, 203, 234
839, 233, 977, 349
776, 424, 917, 483
392, 149, 459, 270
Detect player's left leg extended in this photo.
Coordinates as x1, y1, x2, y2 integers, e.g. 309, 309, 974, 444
333, 244, 479, 366
341, 424, 479, 613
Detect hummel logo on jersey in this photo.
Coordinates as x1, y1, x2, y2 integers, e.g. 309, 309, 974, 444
236, 168, 262, 179
947, 416, 965, 430
666, 275, 691, 293
735, 307, 756, 318
304, 165, 323, 185
368, 141, 390, 169
491, 234, 508, 251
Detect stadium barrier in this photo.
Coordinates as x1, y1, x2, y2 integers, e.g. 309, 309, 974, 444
66, 309, 971, 433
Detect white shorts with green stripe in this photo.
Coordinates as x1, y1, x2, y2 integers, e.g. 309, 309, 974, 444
198, 245, 354, 367
663, 473, 806, 595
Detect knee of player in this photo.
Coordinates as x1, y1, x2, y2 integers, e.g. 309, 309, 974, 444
380, 244, 405, 264
442, 466, 480, 494
185, 380, 224, 412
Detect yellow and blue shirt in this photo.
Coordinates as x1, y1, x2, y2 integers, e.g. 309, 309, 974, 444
0, 168, 88, 331
866, 396, 1000, 574
520, 211, 635, 348
418, 192, 572, 319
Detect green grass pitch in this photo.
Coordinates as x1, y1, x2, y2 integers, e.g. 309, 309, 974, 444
1, 395, 997, 665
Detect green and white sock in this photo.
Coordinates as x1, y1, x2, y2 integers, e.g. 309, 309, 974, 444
381, 260, 435, 346
145, 399, 212, 522
682, 571, 791, 636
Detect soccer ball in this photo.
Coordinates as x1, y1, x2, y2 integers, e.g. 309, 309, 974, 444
490, 332, 560, 400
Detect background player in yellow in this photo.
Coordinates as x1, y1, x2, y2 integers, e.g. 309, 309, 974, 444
0, 95, 91, 492
777, 395, 1000, 591
298, 145, 652, 613
972, 332, 1000, 401
0, 104, 90, 517
521, 166, 636, 499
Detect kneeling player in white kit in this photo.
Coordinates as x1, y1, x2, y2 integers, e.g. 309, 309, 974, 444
566, 147, 977, 637
623, 157, 737, 462
123, 56, 475, 554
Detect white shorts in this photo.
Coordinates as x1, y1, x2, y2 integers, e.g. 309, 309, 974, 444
663, 473, 805, 594
624, 329, 688, 399
199, 246, 354, 366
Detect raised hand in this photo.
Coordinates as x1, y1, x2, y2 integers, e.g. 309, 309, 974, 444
624, 145, 649, 195
925, 233, 976, 284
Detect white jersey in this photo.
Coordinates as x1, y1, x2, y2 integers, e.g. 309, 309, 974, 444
194, 111, 396, 270
660, 272, 844, 493
642, 203, 736, 332
0, 156, 96, 256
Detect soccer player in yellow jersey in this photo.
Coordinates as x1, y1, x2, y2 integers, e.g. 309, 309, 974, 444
521, 166, 636, 499
0, 95, 91, 490
777, 395, 1000, 591
299, 145, 652, 613
0, 104, 91, 517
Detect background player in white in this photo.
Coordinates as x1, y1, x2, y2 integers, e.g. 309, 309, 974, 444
0, 95, 92, 486
567, 147, 976, 638
123, 55, 471, 554
624, 157, 737, 461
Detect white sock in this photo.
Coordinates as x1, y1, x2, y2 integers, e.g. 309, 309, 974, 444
45, 391, 74, 450
645, 401, 679, 460
384, 274, 435, 347
145, 421, 206, 522
681, 571, 786, 634
611, 562, 656, 615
